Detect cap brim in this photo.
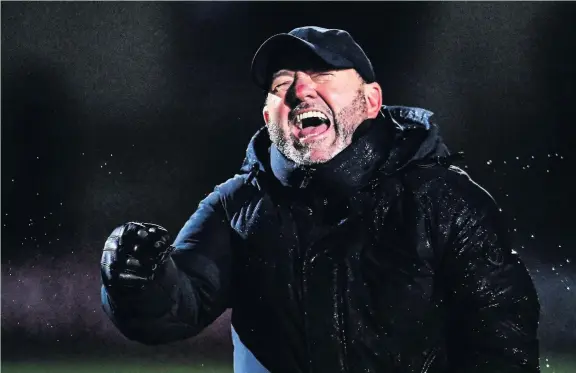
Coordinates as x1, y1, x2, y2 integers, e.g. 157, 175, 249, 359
251, 33, 353, 90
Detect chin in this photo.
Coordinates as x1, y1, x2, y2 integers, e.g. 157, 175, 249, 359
285, 136, 344, 166
300, 148, 338, 165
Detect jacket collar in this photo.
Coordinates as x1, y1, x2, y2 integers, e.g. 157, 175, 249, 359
269, 116, 393, 196
240, 105, 451, 197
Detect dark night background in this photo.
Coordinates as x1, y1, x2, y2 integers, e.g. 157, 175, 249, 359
2, 2, 575, 371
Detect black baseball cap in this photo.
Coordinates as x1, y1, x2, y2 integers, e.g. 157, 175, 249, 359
251, 26, 376, 90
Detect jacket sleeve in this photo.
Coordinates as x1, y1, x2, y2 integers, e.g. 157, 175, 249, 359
435, 172, 541, 373
101, 186, 235, 345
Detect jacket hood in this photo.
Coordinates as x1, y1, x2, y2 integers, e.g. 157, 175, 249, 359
240, 105, 452, 195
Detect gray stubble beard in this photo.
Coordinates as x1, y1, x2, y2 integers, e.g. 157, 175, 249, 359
268, 88, 367, 166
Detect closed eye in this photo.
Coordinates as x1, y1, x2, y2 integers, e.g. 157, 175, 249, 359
311, 72, 334, 82
272, 81, 292, 93
311, 72, 334, 77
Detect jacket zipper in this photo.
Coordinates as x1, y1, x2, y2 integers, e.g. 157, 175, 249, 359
290, 204, 311, 372
420, 347, 438, 373
337, 267, 350, 373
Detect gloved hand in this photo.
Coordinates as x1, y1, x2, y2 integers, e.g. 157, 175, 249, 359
101, 222, 174, 292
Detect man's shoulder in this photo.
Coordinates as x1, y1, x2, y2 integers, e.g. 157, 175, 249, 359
214, 173, 250, 195
212, 173, 263, 213
397, 164, 498, 211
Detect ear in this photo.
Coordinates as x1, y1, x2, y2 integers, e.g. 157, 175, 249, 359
363, 82, 383, 119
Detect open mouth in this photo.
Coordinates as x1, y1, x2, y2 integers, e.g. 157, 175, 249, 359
293, 111, 331, 139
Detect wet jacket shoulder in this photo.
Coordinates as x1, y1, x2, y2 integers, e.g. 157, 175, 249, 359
397, 161, 541, 372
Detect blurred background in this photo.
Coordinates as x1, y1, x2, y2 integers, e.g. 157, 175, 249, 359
2, 2, 575, 372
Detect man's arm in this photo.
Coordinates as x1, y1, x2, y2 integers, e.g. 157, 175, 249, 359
434, 171, 541, 373
101, 187, 234, 345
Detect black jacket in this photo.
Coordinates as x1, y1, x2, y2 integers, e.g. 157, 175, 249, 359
102, 106, 541, 373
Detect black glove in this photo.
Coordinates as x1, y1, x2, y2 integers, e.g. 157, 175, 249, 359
101, 222, 174, 292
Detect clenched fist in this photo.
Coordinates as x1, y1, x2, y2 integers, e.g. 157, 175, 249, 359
101, 222, 174, 291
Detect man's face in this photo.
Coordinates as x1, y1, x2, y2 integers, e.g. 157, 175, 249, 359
263, 64, 379, 166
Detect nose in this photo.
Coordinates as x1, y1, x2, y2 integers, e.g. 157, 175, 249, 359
286, 72, 317, 106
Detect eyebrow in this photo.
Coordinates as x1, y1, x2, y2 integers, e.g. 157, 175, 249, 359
271, 70, 294, 81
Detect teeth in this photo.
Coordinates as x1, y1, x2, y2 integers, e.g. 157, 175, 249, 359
295, 111, 328, 123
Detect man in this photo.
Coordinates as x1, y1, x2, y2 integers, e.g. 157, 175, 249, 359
101, 26, 541, 373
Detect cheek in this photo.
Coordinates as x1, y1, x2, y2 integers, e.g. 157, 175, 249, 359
266, 93, 282, 107
266, 94, 290, 123
318, 89, 349, 113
